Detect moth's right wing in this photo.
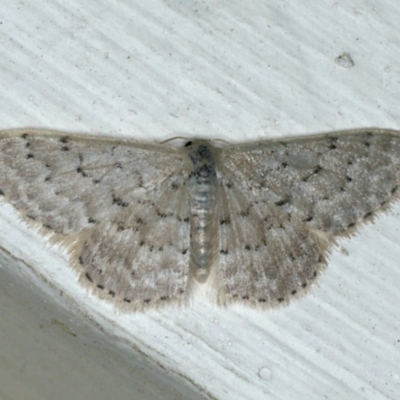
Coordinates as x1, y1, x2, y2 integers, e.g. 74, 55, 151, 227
214, 129, 400, 307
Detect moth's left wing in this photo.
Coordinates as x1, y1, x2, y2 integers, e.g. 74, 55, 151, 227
0, 129, 193, 310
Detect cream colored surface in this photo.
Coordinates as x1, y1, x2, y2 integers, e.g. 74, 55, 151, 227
0, 247, 208, 400
0, 1, 399, 399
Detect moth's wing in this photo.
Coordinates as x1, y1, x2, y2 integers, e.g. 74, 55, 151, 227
76, 176, 191, 310
214, 177, 326, 307
0, 129, 192, 310
215, 129, 400, 307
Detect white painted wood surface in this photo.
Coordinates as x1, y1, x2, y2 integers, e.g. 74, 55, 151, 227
0, 1, 399, 399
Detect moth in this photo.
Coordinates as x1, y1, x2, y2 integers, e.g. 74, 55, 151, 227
0, 128, 399, 310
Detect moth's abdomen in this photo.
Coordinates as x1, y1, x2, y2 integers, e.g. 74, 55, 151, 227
188, 142, 219, 282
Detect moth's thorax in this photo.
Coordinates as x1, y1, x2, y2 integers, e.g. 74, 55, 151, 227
187, 141, 219, 282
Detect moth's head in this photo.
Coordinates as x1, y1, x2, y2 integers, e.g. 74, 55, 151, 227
185, 140, 215, 165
